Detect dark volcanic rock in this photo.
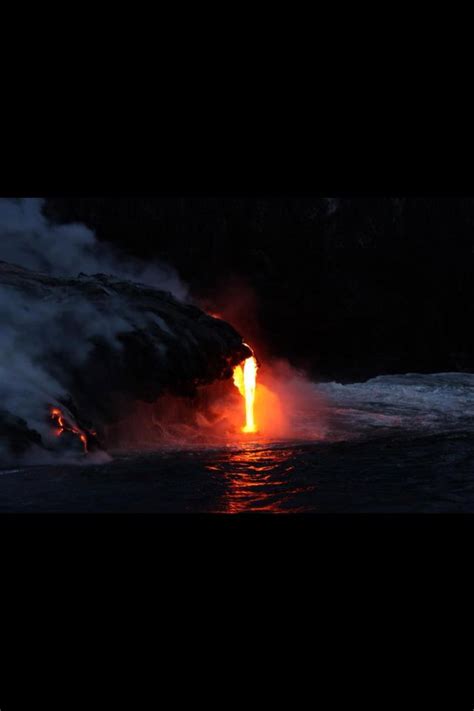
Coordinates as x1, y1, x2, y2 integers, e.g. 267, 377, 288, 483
0, 260, 251, 455
0, 410, 42, 455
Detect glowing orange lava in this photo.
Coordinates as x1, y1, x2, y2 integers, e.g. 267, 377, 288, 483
50, 407, 88, 453
233, 355, 258, 433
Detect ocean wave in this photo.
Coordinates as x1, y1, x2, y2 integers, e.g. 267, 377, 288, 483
315, 372, 474, 437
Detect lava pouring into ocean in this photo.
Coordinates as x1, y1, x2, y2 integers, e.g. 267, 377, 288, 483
233, 350, 258, 434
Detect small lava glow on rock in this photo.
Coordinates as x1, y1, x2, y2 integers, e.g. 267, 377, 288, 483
50, 407, 89, 453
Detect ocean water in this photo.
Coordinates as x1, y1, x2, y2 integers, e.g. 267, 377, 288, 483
1, 373, 474, 512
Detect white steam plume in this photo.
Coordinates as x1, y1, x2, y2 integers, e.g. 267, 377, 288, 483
0, 198, 187, 299
0, 198, 187, 463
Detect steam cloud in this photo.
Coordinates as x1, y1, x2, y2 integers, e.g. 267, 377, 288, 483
0, 198, 187, 463
0, 198, 187, 298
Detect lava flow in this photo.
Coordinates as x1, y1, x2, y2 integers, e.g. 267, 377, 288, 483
50, 407, 89, 453
233, 352, 258, 433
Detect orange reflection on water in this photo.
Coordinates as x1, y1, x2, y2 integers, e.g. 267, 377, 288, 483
206, 445, 300, 513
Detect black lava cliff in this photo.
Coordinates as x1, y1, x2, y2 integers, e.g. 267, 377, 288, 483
0, 260, 250, 456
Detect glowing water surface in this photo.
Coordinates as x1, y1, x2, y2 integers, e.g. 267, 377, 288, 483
1, 374, 474, 512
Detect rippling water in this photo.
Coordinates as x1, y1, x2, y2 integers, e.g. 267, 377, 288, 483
1, 373, 474, 512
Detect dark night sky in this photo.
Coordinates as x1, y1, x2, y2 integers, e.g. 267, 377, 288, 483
44, 197, 474, 381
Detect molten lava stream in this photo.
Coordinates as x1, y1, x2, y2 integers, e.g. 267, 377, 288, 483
233, 355, 258, 434
50, 407, 88, 453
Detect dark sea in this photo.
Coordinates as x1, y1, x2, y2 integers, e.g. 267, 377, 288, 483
1, 373, 474, 512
